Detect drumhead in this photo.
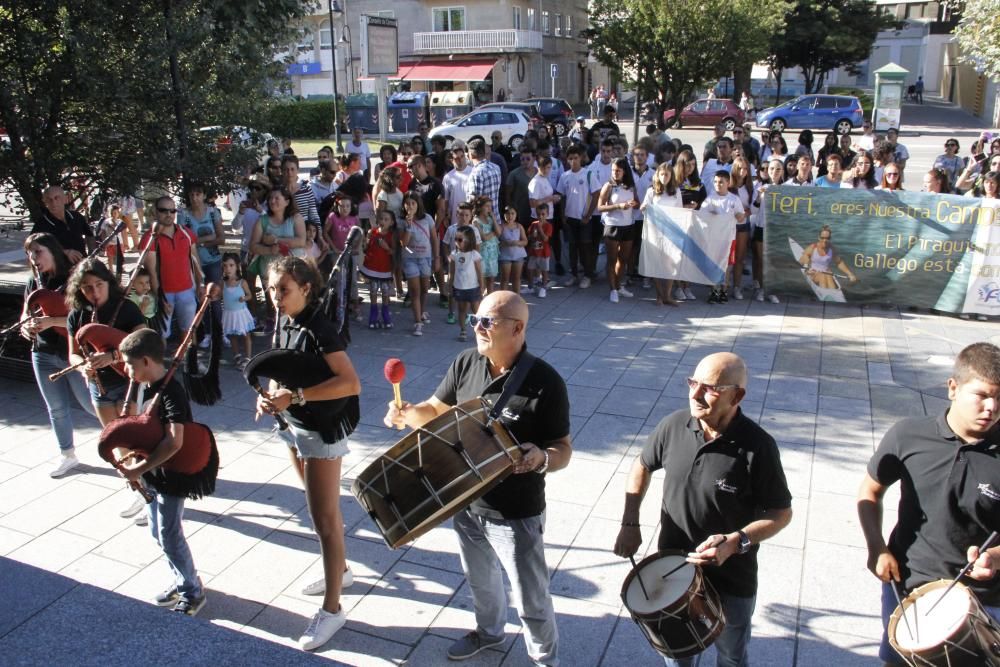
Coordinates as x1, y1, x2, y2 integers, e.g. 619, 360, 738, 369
894, 582, 972, 651
625, 554, 695, 615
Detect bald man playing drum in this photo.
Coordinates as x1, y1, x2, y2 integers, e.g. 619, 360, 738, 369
385, 291, 571, 665
614, 352, 793, 666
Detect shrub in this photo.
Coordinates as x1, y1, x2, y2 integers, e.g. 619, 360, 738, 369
261, 98, 347, 138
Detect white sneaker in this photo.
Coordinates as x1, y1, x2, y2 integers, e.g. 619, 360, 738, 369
642, 278, 652, 289
302, 567, 353, 596
683, 287, 696, 300
579, 277, 592, 289
767, 294, 780, 304
732, 286, 744, 300
537, 287, 547, 298
120, 496, 146, 518
753, 288, 764, 302
609, 290, 620, 303
563, 275, 578, 287
221, 336, 231, 348
421, 312, 430, 324
519, 284, 532, 294
198, 335, 211, 349
546, 280, 556, 288
299, 607, 347, 651
673, 288, 687, 302
618, 286, 634, 298
134, 513, 148, 527
412, 323, 423, 337
50, 450, 80, 478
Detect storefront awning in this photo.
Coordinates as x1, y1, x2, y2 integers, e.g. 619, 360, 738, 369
392, 59, 497, 82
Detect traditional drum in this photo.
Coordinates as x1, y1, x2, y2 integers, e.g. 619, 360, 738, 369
889, 580, 1000, 666
621, 551, 726, 659
352, 398, 523, 549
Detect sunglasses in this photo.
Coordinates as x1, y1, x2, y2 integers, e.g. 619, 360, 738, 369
466, 314, 516, 330
686, 377, 738, 396
885, 172, 900, 177
157, 207, 177, 214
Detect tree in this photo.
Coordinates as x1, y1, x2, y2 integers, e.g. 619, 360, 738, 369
770, 0, 900, 95
953, 0, 1000, 80
586, 0, 787, 128
0, 0, 309, 221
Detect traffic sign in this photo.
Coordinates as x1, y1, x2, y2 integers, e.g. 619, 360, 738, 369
550, 64, 559, 79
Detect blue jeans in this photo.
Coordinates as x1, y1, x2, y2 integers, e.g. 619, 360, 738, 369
879, 581, 1000, 663
201, 261, 222, 337
31, 350, 96, 451
454, 508, 558, 666
162, 287, 197, 339
147, 490, 202, 601
663, 592, 756, 667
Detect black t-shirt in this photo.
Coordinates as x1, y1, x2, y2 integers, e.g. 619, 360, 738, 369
274, 304, 352, 437
868, 411, 1000, 604
31, 209, 93, 254
25, 274, 68, 357
336, 173, 370, 206
679, 181, 707, 209
66, 296, 146, 389
434, 346, 570, 519
409, 176, 444, 221
141, 373, 193, 493
641, 409, 792, 597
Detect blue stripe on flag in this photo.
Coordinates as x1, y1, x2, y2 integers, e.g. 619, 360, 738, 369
645, 205, 726, 285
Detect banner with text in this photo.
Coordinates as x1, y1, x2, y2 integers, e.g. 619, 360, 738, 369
764, 186, 1000, 314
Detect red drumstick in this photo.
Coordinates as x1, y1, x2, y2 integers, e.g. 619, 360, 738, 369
384, 358, 406, 429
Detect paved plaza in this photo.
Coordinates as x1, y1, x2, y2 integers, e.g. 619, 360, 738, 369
1, 98, 997, 665
2, 277, 998, 665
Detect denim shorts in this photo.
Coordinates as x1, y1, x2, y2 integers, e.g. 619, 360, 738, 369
89, 377, 129, 406
276, 421, 350, 460
403, 256, 432, 279
453, 287, 481, 303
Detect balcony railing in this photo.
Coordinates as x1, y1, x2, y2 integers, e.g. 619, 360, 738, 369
413, 29, 543, 53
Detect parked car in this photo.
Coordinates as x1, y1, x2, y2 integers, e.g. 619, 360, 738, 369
662, 99, 745, 130
754, 95, 864, 135
523, 97, 574, 136
427, 108, 532, 151
475, 102, 542, 129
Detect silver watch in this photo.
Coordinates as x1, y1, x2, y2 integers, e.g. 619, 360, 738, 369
534, 449, 550, 474
291, 387, 306, 406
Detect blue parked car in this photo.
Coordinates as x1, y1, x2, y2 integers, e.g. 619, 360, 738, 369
755, 95, 864, 135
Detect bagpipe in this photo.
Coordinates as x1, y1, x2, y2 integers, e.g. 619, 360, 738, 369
96, 284, 222, 500
46, 322, 129, 392
242, 226, 363, 440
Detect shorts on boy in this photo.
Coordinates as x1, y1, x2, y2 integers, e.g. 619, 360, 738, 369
403, 256, 433, 279
527, 256, 550, 272
453, 287, 481, 303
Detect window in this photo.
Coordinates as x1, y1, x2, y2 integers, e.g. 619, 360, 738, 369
319, 19, 332, 49
375, 10, 395, 18
555, 14, 562, 36
690, 101, 708, 113
709, 100, 729, 112
492, 112, 517, 125
433, 7, 465, 32
565, 14, 572, 37
297, 28, 314, 53
813, 97, 837, 109
513, 6, 521, 29
527, 8, 536, 30
542, 10, 550, 35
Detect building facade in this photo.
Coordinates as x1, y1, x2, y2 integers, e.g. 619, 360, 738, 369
288, 0, 590, 105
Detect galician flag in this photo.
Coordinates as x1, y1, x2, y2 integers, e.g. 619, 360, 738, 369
639, 205, 735, 285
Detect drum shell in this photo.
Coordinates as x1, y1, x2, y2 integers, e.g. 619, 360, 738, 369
889, 579, 1000, 667
351, 398, 523, 549
621, 550, 726, 659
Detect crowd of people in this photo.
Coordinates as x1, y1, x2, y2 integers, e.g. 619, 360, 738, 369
10, 103, 1000, 663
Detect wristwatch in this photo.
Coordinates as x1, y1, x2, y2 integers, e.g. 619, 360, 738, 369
290, 387, 306, 406
534, 449, 550, 474
736, 530, 752, 555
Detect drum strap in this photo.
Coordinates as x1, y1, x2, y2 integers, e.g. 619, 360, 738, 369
485, 350, 536, 427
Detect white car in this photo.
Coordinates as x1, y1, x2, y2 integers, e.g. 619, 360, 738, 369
428, 108, 530, 151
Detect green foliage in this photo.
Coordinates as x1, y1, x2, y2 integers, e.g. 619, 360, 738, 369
0, 0, 311, 219
769, 0, 901, 94
261, 99, 347, 139
953, 0, 1000, 80
585, 0, 788, 127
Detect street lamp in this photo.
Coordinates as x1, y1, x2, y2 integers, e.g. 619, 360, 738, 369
328, 0, 344, 151
340, 25, 353, 96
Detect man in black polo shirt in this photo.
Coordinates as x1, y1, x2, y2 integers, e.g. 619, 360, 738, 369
858, 342, 1000, 665
385, 291, 571, 665
32, 185, 95, 263
614, 352, 792, 666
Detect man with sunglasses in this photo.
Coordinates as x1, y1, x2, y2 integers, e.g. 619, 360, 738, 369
614, 352, 792, 666
140, 196, 204, 338
385, 290, 571, 665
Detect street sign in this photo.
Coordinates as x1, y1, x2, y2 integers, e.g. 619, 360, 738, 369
360, 15, 398, 77
550, 64, 559, 79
